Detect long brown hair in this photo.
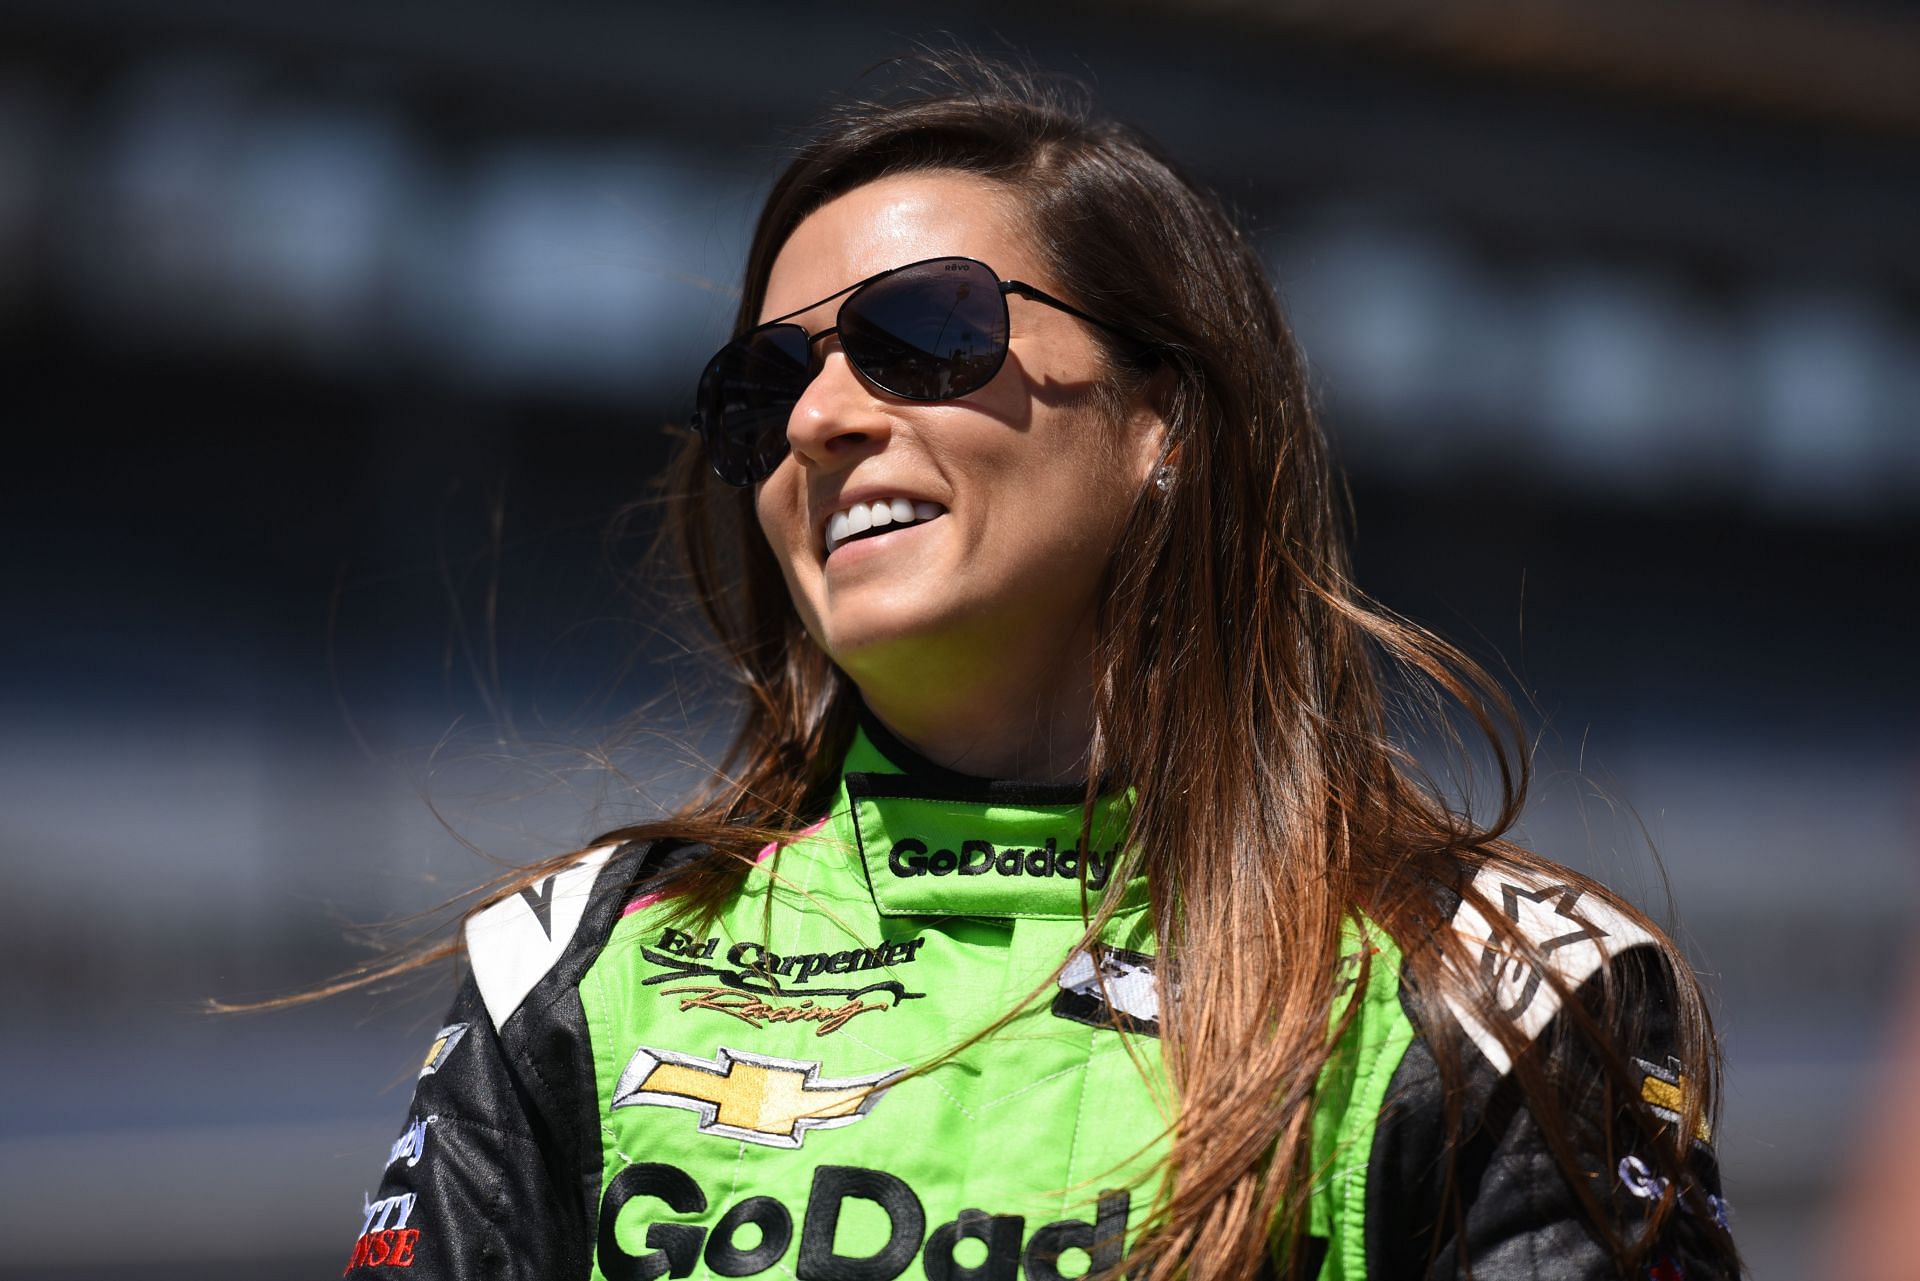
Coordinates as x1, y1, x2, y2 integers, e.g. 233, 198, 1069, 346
304, 53, 1734, 1280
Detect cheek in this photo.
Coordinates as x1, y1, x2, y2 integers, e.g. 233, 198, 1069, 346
752, 474, 824, 624
751, 480, 781, 552
1024, 407, 1144, 506
752, 463, 808, 557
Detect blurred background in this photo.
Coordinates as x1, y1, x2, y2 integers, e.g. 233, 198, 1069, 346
1, 1, 1915, 1276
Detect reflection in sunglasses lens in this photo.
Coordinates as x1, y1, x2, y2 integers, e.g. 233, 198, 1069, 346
702, 326, 810, 486
844, 264, 1005, 400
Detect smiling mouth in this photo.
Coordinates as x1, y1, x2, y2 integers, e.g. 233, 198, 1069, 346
825, 498, 947, 556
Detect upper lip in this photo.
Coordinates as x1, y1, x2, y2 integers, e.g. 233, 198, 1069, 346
814, 484, 945, 544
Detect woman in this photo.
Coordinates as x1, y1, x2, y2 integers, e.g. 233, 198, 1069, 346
342, 61, 1738, 1281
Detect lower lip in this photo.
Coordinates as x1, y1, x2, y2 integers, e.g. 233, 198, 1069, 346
824, 515, 942, 568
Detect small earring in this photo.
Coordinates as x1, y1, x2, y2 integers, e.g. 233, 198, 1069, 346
1153, 465, 1174, 493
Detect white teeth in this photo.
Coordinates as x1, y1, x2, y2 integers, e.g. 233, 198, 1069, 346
824, 497, 949, 554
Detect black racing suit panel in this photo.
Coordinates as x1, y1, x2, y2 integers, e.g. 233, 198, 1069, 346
1368, 946, 1733, 1280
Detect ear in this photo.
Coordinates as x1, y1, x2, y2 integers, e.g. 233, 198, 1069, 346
1125, 364, 1178, 489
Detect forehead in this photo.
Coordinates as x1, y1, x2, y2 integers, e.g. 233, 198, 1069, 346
759, 172, 1040, 323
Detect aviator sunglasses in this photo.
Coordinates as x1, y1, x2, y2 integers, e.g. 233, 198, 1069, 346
691, 255, 1137, 486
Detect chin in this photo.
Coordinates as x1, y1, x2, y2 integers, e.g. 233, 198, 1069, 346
817, 614, 941, 670
813, 605, 981, 682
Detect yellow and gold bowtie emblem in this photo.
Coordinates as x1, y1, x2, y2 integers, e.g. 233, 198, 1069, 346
611, 1046, 906, 1149
417, 1023, 468, 1078
1635, 1055, 1712, 1143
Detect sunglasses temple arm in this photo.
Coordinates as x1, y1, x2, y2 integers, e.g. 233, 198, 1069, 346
1001, 281, 1149, 348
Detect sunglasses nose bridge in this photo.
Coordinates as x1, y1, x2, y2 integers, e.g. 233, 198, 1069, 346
795, 324, 849, 390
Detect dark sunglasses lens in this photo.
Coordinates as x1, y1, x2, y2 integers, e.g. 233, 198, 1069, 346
697, 325, 811, 485
841, 260, 1008, 400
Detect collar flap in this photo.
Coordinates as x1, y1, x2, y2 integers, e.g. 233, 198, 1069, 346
846, 772, 1143, 919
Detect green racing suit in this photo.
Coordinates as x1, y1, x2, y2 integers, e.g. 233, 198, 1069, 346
343, 721, 1734, 1280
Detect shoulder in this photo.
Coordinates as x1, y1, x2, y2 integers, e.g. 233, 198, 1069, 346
1347, 855, 1674, 1063
462, 839, 704, 1031
1331, 852, 1692, 1095
1437, 855, 1666, 1075
1347, 858, 1734, 1277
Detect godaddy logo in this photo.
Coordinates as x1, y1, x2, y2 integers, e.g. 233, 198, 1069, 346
597, 1162, 1130, 1281
886, 837, 1116, 891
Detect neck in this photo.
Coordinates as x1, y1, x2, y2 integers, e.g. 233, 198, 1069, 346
847, 623, 1099, 784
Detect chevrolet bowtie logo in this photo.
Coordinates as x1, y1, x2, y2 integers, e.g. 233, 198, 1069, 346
611, 1045, 906, 1149
1635, 1055, 1712, 1143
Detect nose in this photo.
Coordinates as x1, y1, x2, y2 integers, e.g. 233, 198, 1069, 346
784, 345, 892, 472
